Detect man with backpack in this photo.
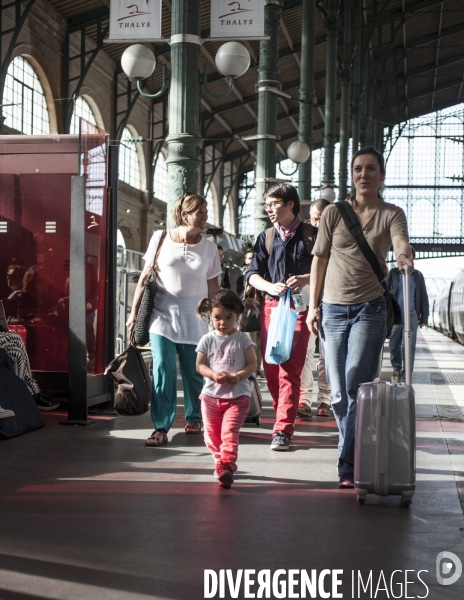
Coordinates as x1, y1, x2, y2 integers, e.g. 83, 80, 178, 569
247, 183, 314, 451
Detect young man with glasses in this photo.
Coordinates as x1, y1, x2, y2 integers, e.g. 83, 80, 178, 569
247, 183, 313, 450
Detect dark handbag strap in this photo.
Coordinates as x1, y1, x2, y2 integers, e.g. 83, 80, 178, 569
148, 230, 167, 280
335, 201, 386, 290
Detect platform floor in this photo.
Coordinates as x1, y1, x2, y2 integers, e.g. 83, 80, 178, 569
1, 328, 464, 600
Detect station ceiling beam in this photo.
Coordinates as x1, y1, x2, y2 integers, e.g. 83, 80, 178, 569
382, 22, 464, 60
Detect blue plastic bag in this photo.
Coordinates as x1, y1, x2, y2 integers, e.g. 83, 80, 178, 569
265, 289, 298, 365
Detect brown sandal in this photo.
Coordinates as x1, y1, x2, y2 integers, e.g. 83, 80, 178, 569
184, 422, 202, 434
145, 430, 168, 446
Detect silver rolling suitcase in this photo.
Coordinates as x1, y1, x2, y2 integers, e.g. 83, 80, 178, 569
354, 265, 415, 506
244, 374, 262, 426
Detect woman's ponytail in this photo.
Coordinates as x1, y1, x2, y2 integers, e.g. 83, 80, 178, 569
196, 297, 211, 320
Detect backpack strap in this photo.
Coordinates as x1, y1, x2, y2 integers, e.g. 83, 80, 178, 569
265, 221, 315, 256
265, 227, 275, 255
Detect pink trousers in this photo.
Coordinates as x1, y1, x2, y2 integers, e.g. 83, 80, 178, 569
261, 296, 310, 438
200, 394, 250, 472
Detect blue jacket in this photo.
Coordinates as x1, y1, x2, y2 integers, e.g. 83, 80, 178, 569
246, 222, 313, 299
386, 268, 429, 326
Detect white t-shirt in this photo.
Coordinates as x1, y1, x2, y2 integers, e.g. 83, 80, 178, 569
143, 231, 222, 345
196, 330, 255, 399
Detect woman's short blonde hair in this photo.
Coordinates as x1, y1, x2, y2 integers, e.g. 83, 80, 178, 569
173, 192, 207, 226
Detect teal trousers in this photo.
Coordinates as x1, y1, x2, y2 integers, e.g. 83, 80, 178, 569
149, 333, 203, 432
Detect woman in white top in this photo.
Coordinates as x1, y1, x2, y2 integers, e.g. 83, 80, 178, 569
127, 193, 222, 446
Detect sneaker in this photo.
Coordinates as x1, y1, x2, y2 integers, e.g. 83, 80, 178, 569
33, 393, 59, 411
339, 472, 354, 488
218, 464, 234, 488
392, 371, 401, 381
297, 403, 312, 418
270, 431, 290, 451
256, 370, 263, 378
0, 406, 15, 420
317, 402, 332, 417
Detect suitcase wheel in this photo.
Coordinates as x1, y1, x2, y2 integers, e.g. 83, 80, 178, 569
401, 498, 411, 508
253, 416, 261, 426
357, 496, 365, 505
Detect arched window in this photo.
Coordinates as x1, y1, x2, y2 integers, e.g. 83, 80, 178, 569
3, 56, 50, 135
238, 172, 256, 236
70, 96, 97, 134
439, 198, 461, 237
119, 127, 141, 189
117, 229, 126, 248
205, 185, 217, 226
223, 197, 233, 233
153, 152, 168, 202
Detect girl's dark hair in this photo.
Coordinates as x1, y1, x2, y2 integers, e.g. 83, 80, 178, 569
197, 289, 259, 320
263, 182, 300, 215
350, 146, 386, 200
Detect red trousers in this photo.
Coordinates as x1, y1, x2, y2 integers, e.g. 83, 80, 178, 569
200, 394, 249, 472
261, 296, 310, 438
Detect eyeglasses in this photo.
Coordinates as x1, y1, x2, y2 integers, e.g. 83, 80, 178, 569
263, 201, 284, 211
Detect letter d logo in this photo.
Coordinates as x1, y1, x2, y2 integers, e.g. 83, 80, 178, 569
436, 551, 462, 585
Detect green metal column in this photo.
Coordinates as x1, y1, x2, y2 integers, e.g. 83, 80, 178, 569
298, 0, 316, 205
254, 0, 282, 236
351, 3, 362, 161
321, 0, 339, 195
165, 0, 202, 229
338, 0, 352, 202
359, 25, 369, 148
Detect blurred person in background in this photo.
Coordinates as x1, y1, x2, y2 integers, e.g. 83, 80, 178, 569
217, 245, 231, 289
237, 249, 263, 378
299, 199, 332, 418
386, 246, 428, 380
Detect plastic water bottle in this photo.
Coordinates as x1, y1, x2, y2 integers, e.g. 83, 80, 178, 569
289, 274, 306, 313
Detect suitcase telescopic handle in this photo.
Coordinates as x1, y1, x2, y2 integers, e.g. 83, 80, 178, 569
403, 265, 412, 386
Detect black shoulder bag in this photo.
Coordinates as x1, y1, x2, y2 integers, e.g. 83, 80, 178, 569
133, 230, 167, 347
335, 201, 402, 339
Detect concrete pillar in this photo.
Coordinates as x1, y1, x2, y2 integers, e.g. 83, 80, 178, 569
298, 0, 316, 207
338, 0, 352, 202
165, 0, 202, 229
321, 0, 339, 194
254, 0, 282, 236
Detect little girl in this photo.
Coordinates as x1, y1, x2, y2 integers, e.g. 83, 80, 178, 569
196, 289, 258, 489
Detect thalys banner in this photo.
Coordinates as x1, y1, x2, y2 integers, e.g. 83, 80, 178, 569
210, 0, 265, 38
109, 0, 162, 40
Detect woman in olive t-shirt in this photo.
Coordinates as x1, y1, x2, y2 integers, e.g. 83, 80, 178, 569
306, 147, 414, 488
